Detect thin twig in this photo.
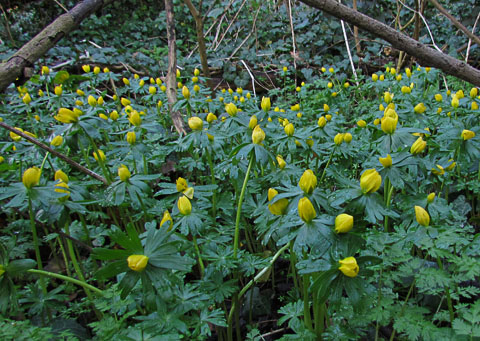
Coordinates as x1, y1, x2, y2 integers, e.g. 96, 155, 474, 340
54, 0, 69, 12
466, 11, 480, 63
0, 4, 16, 47
213, 0, 248, 51
240, 60, 256, 97
227, 5, 261, 60
0, 122, 107, 185
287, 0, 298, 83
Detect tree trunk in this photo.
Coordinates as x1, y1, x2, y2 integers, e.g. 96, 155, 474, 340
0, 0, 115, 93
165, 0, 186, 135
299, 0, 480, 86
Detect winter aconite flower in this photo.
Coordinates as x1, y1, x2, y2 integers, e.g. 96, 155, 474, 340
357, 120, 366, 128
334, 133, 344, 145
118, 165, 131, 182
22, 93, 31, 105
261, 97, 271, 112
276, 155, 286, 169
176, 177, 188, 192
55, 181, 70, 201
22, 167, 41, 189
129, 111, 141, 126
248, 115, 258, 129
299, 169, 317, 195
414, 103, 426, 114
93, 150, 106, 162
252, 125, 265, 145
338, 257, 359, 277
415, 206, 430, 226
178, 196, 192, 215
298, 197, 316, 223
126, 131, 136, 145
381, 115, 397, 134
335, 214, 353, 234
50, 136, 63, 147
182, 86, 190, 99
427, 193, 436, 204
318, 116, 327, 128
225, 103, 238, 116
127, 255, 149, 272
461, 129, 475, 140
206, 113, 217, 123
55, 170, 69, 184
410, 137, 427, 155
379, 154, 392, 168
268, 188, 288, 215
384, 92, 393, 104
344, 133, 352, 143
431, 165, 445, 176
188, 117, 203, 131
360, 169, 381, 194
284, 123, 294, 137
451, 96, 459, 108
55, 108, 79, 124
160, 210, 173, 231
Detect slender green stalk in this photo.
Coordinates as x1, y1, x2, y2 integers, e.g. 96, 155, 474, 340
436, 256, 454, 324
39, 152, 50, 174
233, 154, 254, 258
85, 133, 112, 184
384, 180, 394, 232
319, 150, 334, 183
289, 243, 299, 293
205, 147, 217, 217
313, 290, 325, 337
56, 234, 72, 278
135, 192, 150, 221
389, 278, 416, 341
303, 274, 313, 331
143, 154, 148, 175
192, 235, 205, 278
27, 269, 103, 295
28, 198, 47, 295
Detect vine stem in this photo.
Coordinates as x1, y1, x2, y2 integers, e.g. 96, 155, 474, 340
27, 269, 103, 295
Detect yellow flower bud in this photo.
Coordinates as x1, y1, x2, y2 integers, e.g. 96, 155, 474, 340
194, 68, 200, 76
182, 86, 190, 99
472, 102, 479, 110
299, 169, 317, 195
188, 117, 203, 131
396, 75, 402, 81
41, 66, 50, 75
461, 129, 475, 140
54, 85, 63, 96
22, 93, 32, 105
427, 193, 436, 204
225, 103, 238, 116
176, 177, 188, 192
381, 116, 397, 134
415, 205, 430, 226
431, 165, 444, 176
283, 66, 288, 72
384, 92, 393, 103
123, 78, 130, 85
103, 67, 110, 73
249, 115, 258, 129
357, 120, 366, 128
93, 66, 100, 74
291, 104, 300, 111
9, 128, 22, 141
127, 255, 149, 272
379, 74, 385, 81
334, 133, 344, 145
451, 96, 459, 108
318, 116, 327, 128
252, 125, 266, 145
338, 257, 359, 277
327, 82, 333, 89
147, 86, 156, 95
50, 135, 63, 147
207, 133, 214, 142
93, 149, 106, 162
176, 69, 181, 78
55, 169, 69, 184
410, 137, 427, 155
193, 85, 200, 92
206, 113, 217, 123
261, 97, 271, 112
178, 196, 192, 215
284, 123, 294, 136
129, 111, 142, 126
160, 210, 173, 231
296, 86, 301, 92
445, 159, 456, 171
374, 118, 380, 125
372, 74, 378, 82
268, 188, 288, 215
344, 133, 352, 143
335, 213, 354, 233
38, 90, 44, 97
329, 67, 334, 73
126, 131, 136, 145
401, 86, 411, 94
323, 104, 330, 112
55, 181, 70, 201
456, 90, 464, 99
379, 154, 392, 168
405, 68, 411, 78
321, 67, 326, 73
22, 167, 41, 189
82, 65, 91, 73
160, 85, 167, 92
0, 156, 4, 164
88, 95, 97, 107
276, 155, 286, 169
306, 137, 314, 147
414, 103, 426, 114
344, 82, 350, 88
118, 165, 131, 182
435, 94, 443, 102
298, 197, 316, 223
325, 114, 332, 121
470, 87, 478, 98
110, 110, 119, 121
55, 108, 79, 124
360, 169, 381, 194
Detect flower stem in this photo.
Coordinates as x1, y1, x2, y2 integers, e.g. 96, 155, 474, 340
192, 235, 205, 278
319, 150, 334, 183
303, 274, 313, 331
205, 147, 217, 217
389, 278, 416, 341
27, 269, 103, 295
436, 256, 454, 324
28, 198, 47, 295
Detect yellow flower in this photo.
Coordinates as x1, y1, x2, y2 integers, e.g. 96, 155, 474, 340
129, 111, 142, 126
176, 69, 181, 78
405, 68, 411, 77
0, 156, 4, 164
414, 103, 426, 114
252, 125, 266, 145
372, 74, 378, 82
103, 67, 110, 73
283, 66, 288, 72
435, 94, 443, 102
357, 120, 366, 128
54, 85, 63, 96
22, 93, 32, 105
284, 123, 294, 137
296, 86, 301, 92
54, 169, 69, 184
410, 137, 427, 154
160, 210, 173, 231
178, 196, 192, 215
54, 181, 70, 201
360, 169, 381, 194
127, 255, 149, 272
93, 66, 100, 74
55, 108, 79, 124
325, 114, 332, 121
193, 85, 200, 93
427, 193, 436, 204
431, 165, 444, 176
379, 74, 385, 81
321, 67, 326, 73
148, 86, 157, 95
93, 149, 106, 162
10, 127, 23, 141
456, 90, 465, 99
381, 116, 397, 134
268, 188, 288, 215
415, 205, 430, 226
248, 115, 258, 129
401, 86, 411, 94
334, 133, 344, 145
298, 197, 316, 223
327, 82, 333, 89
126, 131, 136, 145
384, 92, 393, 104
318, 116, 327, 128
82, 65, 91, 73
276, 155, 286, 169
41, 66, 50, 75
445, 159, 456, 171
123, 78, 130, 85
188, 117, 203, 131
225, 103, 238, 116
299, 169, 317, 195
207, 133, 214, 142
291, 104, 300, 111
379, 154, 392, 168
87, 95, 97, 107
472, 102, 479, 110
344, 82, 350, 88
121, 98, 131, 107
110, 110, 119, 121
206, 113, 217, 123
175, 177, 187, 193
22, 167, 41, 189
50, 135, 63, 147
194, 68, 200, 76
338, 257, 359, 277
261, 97, 271, 112
335, 213, 353, 233
118, 165, 131, 182
38, 90, 44, 97
470, 87, 478, 98
329, 67, 334, 73
182, 86, 190, 99
451, 96, 459, 108
461, 129, 475, 140
306, 137, 314, 147
344, 133, 352, 143
323, 104, 330, 112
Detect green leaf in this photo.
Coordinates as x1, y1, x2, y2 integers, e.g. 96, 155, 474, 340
6, 259, 36, 274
